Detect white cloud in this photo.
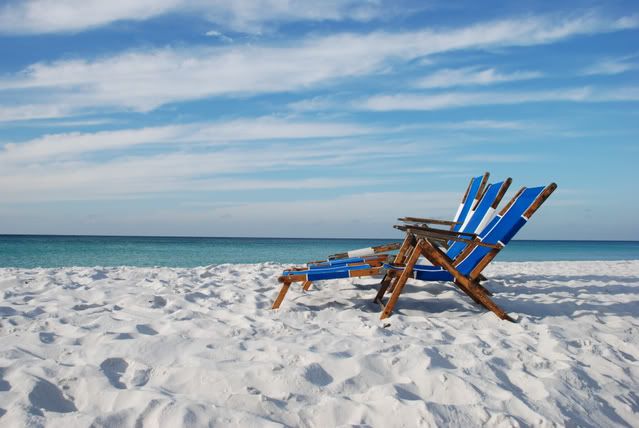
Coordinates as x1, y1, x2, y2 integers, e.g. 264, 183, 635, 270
0, 0, 385, 35
0, 115, 422, 202
427, 120, 530, 130
582, 54, 639, 75
0, 104, 73, 122
416, 67, 542, 88
457, 154, 535, 163
0, 143, 406, 202
0, 13, 636, 119
204, 30, 232, 42
360, 86, 639, 111
0, 117, 376, 163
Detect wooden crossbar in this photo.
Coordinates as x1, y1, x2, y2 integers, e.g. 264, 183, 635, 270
398, 216, 460, 226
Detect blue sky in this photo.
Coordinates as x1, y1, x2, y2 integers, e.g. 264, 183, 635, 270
0, 0, 637, 239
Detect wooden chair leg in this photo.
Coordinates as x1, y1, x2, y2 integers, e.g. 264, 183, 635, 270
418, 239, 513, 321
380, 245, 422, 319
476, 282, 492, 296
458, 277, 513, 321
374, 271, 396, 304
373, 234, 414, 302
272, 281, 292, 309
302, 280, 313, 291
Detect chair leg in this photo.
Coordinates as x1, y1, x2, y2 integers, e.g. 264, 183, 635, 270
373, 271, 394, 303
418, 239, 512, 321
380, 246, 421, 319
476, 282, 492, 296
272, 281, 292, 309
457, 277, 513, 321
302, 280, 313, 291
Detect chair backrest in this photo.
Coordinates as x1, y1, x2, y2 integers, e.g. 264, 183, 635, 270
451, 172, 489, 233
455, 183, 557, 275
446, 178, 511, 259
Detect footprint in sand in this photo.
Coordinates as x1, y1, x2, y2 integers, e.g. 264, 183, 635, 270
150, 295, 167, 308
130, 368, 151, 387
39, 332, 56, 344
303, 363, 333, 387
0, 306, 18, 316
136, 324, 158, 336
28, 378, 76, 414
71, 303, 103, 311
100, 358, 151, 389
0, 368, 10, 392
100, 358, 128, 389
114, 332, 134, 340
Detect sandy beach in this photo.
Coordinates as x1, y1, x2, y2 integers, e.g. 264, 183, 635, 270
1, 260, 638, 426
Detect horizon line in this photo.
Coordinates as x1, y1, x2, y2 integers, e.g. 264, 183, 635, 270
1, 233, 638, 243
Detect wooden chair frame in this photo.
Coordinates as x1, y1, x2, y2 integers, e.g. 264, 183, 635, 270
376, 183, 557, 321
273, 177, 513, 311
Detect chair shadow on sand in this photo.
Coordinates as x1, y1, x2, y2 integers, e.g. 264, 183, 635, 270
291, 272, 639, 320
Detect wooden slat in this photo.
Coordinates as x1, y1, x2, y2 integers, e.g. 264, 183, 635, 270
399, 216, 459, 226
523, 183, 557, 219
492, 178, 512, 208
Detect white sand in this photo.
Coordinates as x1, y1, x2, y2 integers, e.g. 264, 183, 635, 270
1, 261, 638, 427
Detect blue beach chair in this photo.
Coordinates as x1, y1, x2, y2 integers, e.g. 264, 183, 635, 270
378, 183, 557, 321
305, 172, 490, 270
272, 178, 514, 311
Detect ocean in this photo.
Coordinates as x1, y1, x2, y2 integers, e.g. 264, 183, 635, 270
1, 235, 638, 268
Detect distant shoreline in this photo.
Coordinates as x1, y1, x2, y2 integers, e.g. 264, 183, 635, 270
1, 234, 638, 243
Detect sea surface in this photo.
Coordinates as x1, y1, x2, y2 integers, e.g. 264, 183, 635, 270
1, 235, 639, 268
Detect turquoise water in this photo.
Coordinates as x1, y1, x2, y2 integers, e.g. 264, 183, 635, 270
1, 235, 638, 268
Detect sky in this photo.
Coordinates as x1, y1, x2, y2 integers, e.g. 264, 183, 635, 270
0, 0, 637, 240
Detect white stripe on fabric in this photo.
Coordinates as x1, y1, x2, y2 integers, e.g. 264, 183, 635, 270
452, 202, 464, 222
347, 247, 375, 258
475, 207, 496, 234
460, 208, 475, 231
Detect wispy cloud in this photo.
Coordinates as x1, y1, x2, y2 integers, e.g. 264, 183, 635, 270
582, 54, 639, 75
416, 67, 542, 88
0, 117, 377, 163
0, 13, 636, 120
204, 30, 233, 42
0, 115, 423, 202
360, 86, 639, 111
427, 120, 531, 130
0, 0, 385, 35
456, 154, 535, 163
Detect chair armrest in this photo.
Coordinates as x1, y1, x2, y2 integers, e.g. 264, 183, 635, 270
328, 242, 402, 260
398, 216, 460, 226
406, 227, 500, 249
394, 224, 477, 238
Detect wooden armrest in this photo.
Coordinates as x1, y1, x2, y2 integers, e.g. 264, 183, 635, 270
327, 242, 402, 260
395, 224, 477, 238
407, 227, 500, 249
399, 216, 460, 226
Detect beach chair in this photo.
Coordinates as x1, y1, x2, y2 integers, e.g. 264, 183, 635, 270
374, 178, 511, 301
305, 172, 490, 270
272, 178, 513, 310
378, 183, 557, 321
